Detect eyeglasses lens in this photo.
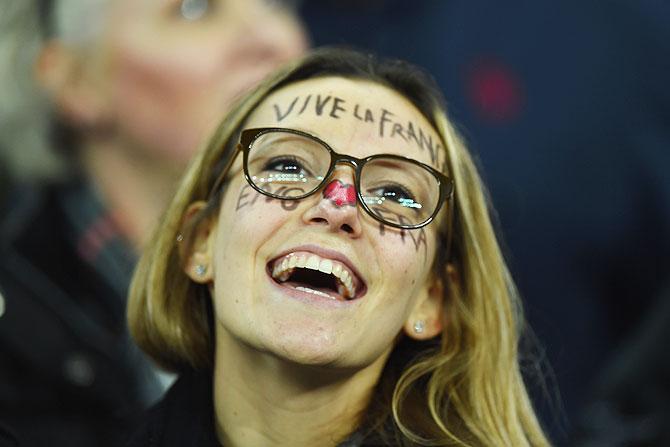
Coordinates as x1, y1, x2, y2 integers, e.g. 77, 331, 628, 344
360, 158, 439, 227
246, 131, 329, 198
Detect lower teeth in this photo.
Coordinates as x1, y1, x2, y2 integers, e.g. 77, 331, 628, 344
294, 286, 335, 299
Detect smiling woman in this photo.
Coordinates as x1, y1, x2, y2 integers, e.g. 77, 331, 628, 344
127, 48, 551, 447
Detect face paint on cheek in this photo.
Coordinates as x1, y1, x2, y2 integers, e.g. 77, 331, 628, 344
277, 194, 302, 211
235, 184, 258, 211
235, 183, 305, 212
378, 223, 428, 262
373, 206, 428, 262
410, 228, 428, 263
323, 180, 356, 207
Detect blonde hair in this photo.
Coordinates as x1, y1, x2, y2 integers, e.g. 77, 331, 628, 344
129, 48, 551, 446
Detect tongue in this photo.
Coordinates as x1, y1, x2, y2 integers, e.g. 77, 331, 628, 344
282, 281, 346, 301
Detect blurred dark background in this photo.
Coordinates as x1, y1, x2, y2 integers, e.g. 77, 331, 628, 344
300, 0, 670, 445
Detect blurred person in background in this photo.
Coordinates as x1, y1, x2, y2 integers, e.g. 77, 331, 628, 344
0, 0, 306, 446
299, 0, 670, 444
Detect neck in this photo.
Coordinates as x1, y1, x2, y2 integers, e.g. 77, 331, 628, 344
80, 140, 182, 250
213, 328, 390, 447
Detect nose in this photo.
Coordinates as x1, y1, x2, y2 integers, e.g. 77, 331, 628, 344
301, 168, 363, 237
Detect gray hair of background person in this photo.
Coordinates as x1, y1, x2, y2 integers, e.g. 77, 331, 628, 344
0, 0, 107, 181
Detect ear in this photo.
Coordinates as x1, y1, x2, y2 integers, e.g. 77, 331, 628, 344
403, 273, 445, 340
34, 41, 111, 129
180, 201, 216, 284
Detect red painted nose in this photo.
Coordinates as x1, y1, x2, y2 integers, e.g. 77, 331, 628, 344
323, 180, 356, 207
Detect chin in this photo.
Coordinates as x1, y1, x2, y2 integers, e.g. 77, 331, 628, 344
264, 328, 351, 367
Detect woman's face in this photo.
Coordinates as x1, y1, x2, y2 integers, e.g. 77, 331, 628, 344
74, 0, 307, 166
201, 77, 447, 369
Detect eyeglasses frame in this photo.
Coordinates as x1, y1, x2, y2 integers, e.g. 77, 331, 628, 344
237, 127, 454, 231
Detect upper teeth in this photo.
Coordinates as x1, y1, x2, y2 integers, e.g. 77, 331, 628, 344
272, 253, 356, 299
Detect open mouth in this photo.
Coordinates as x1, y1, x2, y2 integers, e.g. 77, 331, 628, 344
268, 251, 365, 301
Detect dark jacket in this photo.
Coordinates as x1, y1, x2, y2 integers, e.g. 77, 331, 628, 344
124, 370, 220, 447
0, 181, 163, 447
125, 369, 367, 447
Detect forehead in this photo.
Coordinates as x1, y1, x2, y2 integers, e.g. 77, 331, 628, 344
245, 77, 448, 172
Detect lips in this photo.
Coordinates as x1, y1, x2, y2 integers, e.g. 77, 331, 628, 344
268, 249, 365, 301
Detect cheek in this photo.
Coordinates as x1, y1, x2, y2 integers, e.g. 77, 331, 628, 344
217, 181, 303, 248
368, 225, 437, 307
210, 181, 305, 332
377, 240, 425, 291
105, 34, 236, 164
373, 224, 432, 268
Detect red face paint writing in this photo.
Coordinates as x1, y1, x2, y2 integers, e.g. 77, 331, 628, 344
323, 180, 356, 207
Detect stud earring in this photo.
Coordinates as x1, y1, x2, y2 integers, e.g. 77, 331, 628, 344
413, 320, 425, 334
195, 264, 207, 277
176, 234, 184, 242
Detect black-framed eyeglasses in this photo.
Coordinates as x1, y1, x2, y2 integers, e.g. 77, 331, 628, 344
220, 127, 454, 230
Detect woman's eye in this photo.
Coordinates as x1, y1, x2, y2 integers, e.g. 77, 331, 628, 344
373, 185, 412, 200
264, 156, 310, 176
180, 0, 210, 20
369, 185, 422, 210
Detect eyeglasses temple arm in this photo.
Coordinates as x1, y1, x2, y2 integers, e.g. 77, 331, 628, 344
207, 143, 242, 200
